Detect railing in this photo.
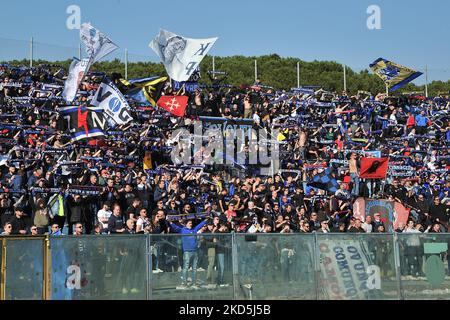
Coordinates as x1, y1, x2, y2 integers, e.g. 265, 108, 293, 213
0, 233, 450, 300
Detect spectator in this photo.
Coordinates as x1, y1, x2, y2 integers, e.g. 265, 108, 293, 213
9, 207, 27, 235
169, 218, 209, 288
108, 203, 125, 234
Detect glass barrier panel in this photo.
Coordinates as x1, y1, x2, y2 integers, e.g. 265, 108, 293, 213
5, 238, 44, 300
316, 233, 398, 300
397, 233, 450, 300
234, 233, 316, 300
149, 234, 234, 300
50, 235, 147, 300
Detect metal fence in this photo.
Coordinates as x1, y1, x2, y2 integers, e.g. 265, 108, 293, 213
1, 233, 450, 300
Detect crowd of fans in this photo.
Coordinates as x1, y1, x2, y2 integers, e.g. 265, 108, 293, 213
0, 63, 449, 287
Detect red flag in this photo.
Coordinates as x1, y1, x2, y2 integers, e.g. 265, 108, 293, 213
157, 95, 188, 117
360, 157, 389, 179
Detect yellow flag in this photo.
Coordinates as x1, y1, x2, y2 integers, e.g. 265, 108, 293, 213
143, 151, 152, 170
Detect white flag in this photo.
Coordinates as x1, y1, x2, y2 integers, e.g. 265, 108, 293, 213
91, 80, 133, 125
62, 57, 92, 103
80, 22, 118, 63
149, 29, 217, 82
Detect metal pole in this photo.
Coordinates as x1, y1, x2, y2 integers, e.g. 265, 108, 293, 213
343, 64, 347, 92
0, 238, 6, 300
231, 232, 238, 300
125, 48, 128, 80
313, 232, 320, 300
146, 234, 152, 300
212, 56, 215, 74
29, 37, 33, 68
425, 65, 428, 97
78, 43, 82, 60
254, 59, 257, 83
386, 84, 389, 96
297, 61, 300, 88
393, 232, 404, 300
43, 235, 51, 300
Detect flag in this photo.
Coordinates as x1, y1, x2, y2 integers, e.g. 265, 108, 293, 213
352, 197, 409, 232
80, 22, 118, 63
277, 129, 288, 141
157, 95, 188, 117
370, 58, 423, 91
62, 57, 92, 102
121, 76, 167, 106
90, 79, 133, 125
58, 105, 106, 141
393, 201, 410, 230
149, 29, 218, 82
307, 168, 339, 193
143, 151, 152, 170
360, 157, 389, 179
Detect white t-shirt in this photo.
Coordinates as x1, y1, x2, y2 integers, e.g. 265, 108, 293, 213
136, 217, 150, 232
97, 209, 112, 229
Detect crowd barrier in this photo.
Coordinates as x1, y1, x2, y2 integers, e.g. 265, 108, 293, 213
1, 233, 449, 300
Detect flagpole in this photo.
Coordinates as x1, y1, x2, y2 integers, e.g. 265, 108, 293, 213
425, 65, 428, 98
343, 64, 347, 92
254, 59, 258, 83
297, 61, 300, 88
125, 48, 128, 80
29, 37, 33, 68
212, 56, 215, 74
385, 84, 389, 96
78, 42, 82, 60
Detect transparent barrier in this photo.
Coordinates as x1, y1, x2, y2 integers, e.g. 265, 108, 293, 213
397, 233, 450, 300
4, 238, 45, 300
149, 234, 234, 300
234, 234, 316, 300
50, 235, 147, 300
1, 233, 450, 300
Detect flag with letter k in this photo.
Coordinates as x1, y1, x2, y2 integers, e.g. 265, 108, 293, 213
157, 95, 188, 117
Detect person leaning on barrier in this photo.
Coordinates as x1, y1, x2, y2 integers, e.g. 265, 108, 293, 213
9, 206, 27, 235
74, 222, 84, 236
1, 222, 12, 235
107, 203, 125, 234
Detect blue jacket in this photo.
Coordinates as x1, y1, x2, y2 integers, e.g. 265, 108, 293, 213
415, 114, 428, 127
170, 219, 208, 252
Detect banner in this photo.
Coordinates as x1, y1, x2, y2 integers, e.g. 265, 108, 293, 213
353, 197, 410, 232
62, 57, 92, 102
172, 80, 199, 92
200, 116, 254, 140
370, 58, 423, 91
360, 157, 389, 179
91, 80, 133, 125
318, 239, 378, 300
166, 212, 208, 222
59, 106, 106, 141
80, 22, 118, 63
149, 29, 218, 82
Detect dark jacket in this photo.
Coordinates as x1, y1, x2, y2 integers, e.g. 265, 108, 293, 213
107, 214, 123, 234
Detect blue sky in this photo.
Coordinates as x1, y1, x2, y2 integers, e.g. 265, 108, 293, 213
0, 0, 449, 84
